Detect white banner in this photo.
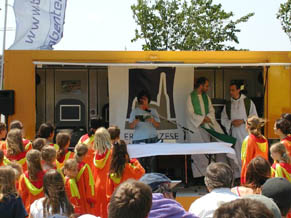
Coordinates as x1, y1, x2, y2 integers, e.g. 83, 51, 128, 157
9, 0, 67, 50
108, 66, 194, 144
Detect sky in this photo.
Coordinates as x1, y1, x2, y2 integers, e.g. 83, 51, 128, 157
0, 0, 290, 53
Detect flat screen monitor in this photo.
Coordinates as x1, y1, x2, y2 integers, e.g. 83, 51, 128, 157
60, 105, 81, 122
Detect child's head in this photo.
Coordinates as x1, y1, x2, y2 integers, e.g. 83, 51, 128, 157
0, 150, 4, 165
74, 143, 88, 163
246, 115, 266, 137
9, 120, 23, 131
8, 161, 23, 182
274, 118, 291, 136
94, 127, 111, 154
41, 145, 57, 164
0, 122, 7, 139
43, 170, 74, 217
64, 159, 79, 179
270, 142, 291, 164
32, 138, 46, 151
26, 149, 43, 181
36, 123, 55, 140
110, 140, 130, 177
0, 166, 17, 201
108, 125, 120, 143
6, 129, 24, 156
56, 132, 71, 150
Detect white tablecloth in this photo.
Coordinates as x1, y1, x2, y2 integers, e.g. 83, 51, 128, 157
127, 142, 238, 164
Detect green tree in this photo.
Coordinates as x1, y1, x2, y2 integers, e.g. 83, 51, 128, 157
277, 0, 291, 42
131, 0, 254, 50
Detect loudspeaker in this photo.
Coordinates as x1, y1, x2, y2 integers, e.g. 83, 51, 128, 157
0, 90, 15, 115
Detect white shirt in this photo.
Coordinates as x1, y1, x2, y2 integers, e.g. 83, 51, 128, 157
189, 188, 239, 218
30, 197, 66, 218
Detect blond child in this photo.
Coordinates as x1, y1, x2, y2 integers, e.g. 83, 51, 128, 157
0, 166, 27, 218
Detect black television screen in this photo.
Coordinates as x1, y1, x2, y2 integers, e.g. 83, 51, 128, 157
60, 105, 81, 121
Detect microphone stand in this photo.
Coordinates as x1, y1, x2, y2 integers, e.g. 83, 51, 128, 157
146, 111, 195, 187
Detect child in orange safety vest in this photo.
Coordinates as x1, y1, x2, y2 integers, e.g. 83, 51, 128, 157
36, 123, 59, 151
74, 143, 95, 214
4, 129, 28, 172
106, 140, 145, 205
56, 132, 74, 169
270, 142, 291, 182
19, 149, 45, 214
274, 118, 291, 156
41, 145, 57, 172
241, 115, 269, 184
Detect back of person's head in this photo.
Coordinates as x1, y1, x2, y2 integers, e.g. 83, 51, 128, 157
108, 179, 152, 218
41, 145, 57, 163
110, 140, 129, 178
194, 77, 209, 89
247, 115, 266, 137
9, 120, 23, 130
93, 127, 111, 154
137, 90, 151, 104
0, 166, 17, 201
36, 123, 54, 139
32, 138, 46, 151
26, 149, 42, 181
262, 177, 291, 217
275, 118, 291, 135
108, 125, 120, 141
43, 170, 74, 217
270, 142, 291, 164
281, 113, 291, 123
213, 198, 274, 218
64, 159, 78, 172
88, 119, 104, 137
204, 162, 233, 191
56, 132, 71, 159
6, 128, 24, 156
74, 143, 88, 163
245, 156, 271, 190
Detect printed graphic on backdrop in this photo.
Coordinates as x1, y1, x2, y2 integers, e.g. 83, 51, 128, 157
108, 66, 194, 143
125, 67, 177, 130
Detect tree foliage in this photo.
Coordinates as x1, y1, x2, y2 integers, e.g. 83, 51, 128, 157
131, 0, 254, 50
277, 0, 291, 42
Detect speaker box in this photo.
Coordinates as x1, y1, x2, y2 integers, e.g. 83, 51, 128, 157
0, 90, 15, 115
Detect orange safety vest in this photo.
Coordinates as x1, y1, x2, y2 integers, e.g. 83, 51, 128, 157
271, 162, 291, 182
241, 134, 269, 184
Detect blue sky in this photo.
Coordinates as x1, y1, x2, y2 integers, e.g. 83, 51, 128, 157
0, 0, 290, 52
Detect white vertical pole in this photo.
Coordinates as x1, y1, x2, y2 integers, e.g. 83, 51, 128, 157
0, 0, 8, 90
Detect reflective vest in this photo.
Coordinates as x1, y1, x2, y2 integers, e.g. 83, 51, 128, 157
23, 174, 43, 196
77, 163, 95, 196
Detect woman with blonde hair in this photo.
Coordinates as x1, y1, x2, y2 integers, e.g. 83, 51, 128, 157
92, 127, 112, 218
0, 166, 27, 217
270, 142, 291, 182
30, 169, 74, 218
19, 149, 45, 213
241, 115, 269, 184
4, 129, 28, 171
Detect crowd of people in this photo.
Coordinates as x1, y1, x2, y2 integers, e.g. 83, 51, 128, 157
0, 93, 290, 217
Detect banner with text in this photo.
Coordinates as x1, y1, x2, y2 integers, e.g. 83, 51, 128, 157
108, 66, 194, 144
9, 0, 67, 50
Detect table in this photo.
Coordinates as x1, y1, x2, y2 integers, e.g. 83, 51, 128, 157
127, 142, 239, 184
